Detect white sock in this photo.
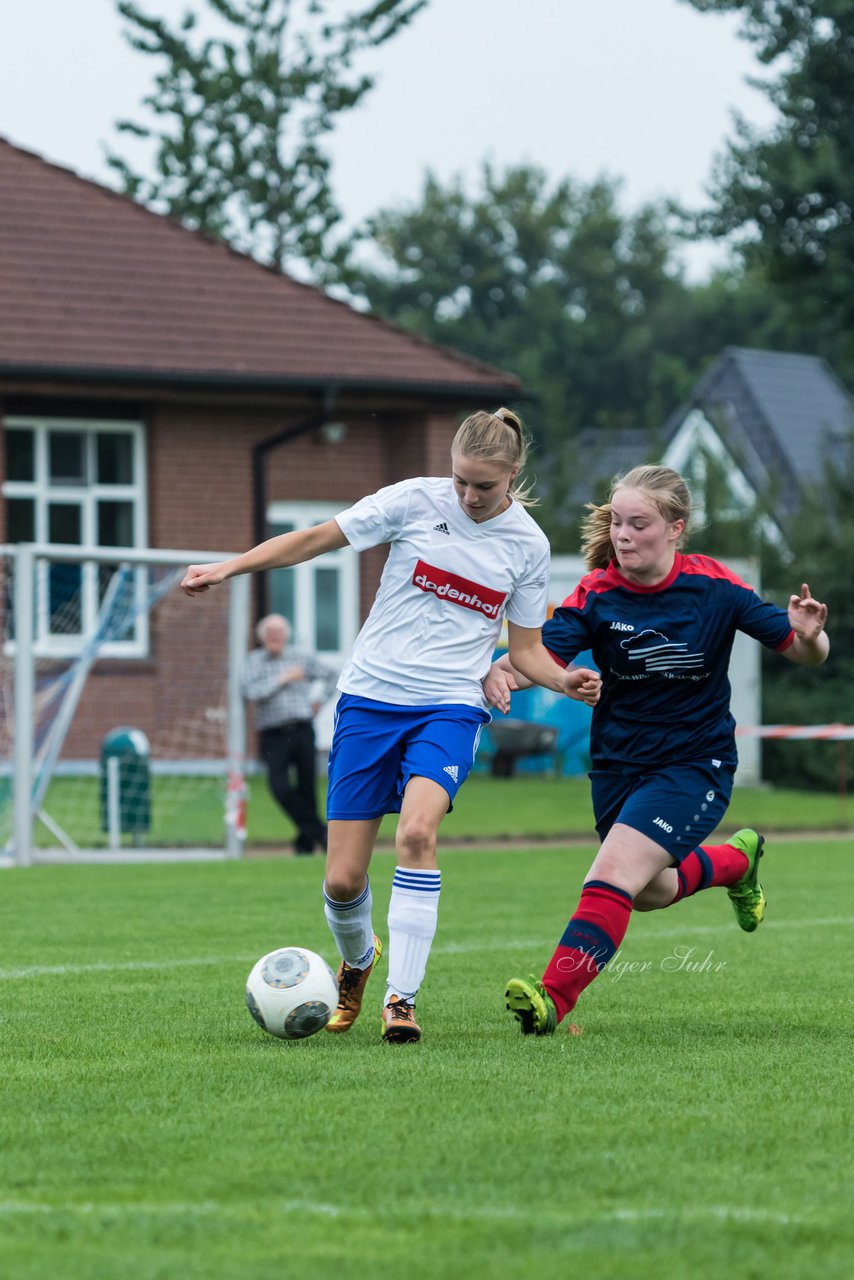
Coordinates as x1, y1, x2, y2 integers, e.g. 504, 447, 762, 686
386, 867, 441, 1005
323, 878, 375, 969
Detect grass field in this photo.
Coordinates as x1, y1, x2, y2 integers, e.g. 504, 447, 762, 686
1, 836, 852, 1279
32, 773, 853, 849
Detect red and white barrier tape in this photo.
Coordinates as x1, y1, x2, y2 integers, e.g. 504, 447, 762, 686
736, 725, 854, 740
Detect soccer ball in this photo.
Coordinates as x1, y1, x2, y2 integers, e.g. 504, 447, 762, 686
245, 947, 339, 1040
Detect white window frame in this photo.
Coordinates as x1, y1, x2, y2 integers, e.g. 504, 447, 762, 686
3, 416, 149, 657
266, 501, 359, 660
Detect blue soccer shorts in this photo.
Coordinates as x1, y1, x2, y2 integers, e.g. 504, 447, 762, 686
590, 760, 736, 863
326, 693, 490, 820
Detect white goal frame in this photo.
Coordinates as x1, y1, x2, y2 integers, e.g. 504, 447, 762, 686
7, 543, 249, 867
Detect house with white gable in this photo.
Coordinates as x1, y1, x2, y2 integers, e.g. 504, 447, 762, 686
662, 347, 853, 544
551, 347, 853, 785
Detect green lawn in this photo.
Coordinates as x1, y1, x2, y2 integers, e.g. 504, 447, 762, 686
1, 839, 852, 1278
31, 773, 852, 850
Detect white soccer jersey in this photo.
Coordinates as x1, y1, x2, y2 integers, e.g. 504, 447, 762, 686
334, 476, 550, 708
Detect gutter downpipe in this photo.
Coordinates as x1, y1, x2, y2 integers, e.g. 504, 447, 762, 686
251, 387, 337, 621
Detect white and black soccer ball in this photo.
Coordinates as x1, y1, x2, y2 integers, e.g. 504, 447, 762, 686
245, 947, 339, 1040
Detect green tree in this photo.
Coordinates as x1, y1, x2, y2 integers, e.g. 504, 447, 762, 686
681, 442, 853, 793
681, 0, 854, 380
107, 0, 426, 275
756, 446, 854, 790
346, 163, 700, 544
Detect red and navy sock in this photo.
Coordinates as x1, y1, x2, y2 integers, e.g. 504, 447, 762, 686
671, 841, 749, 903
541, 881, 633, 1023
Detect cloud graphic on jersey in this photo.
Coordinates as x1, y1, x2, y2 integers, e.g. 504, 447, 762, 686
620, 629, 669, 650
620, 628, 705, 671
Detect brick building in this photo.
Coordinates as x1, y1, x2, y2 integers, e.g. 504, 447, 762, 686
0, 138, 520, 760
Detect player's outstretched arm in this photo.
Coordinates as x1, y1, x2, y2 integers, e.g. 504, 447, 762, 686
181, 519, 349, 596
782, 582, 830, 666
506, 623, 601, 707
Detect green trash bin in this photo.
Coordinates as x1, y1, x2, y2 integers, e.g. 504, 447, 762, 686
100, 727, 151, 843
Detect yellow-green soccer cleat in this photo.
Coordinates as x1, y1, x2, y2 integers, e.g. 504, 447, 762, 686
504, 976, 558, 1036
726, 829, 766, 932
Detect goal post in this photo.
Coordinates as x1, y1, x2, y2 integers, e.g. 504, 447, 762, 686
3, 543, 249, 866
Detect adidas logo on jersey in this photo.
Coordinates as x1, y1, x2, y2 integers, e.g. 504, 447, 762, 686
432, 521, 450, 535
443, 764, 460, 783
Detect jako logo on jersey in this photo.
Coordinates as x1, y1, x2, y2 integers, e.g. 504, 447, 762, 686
610, 621, 634, 632
443, 764, 460, 783
432, 522, 450, 535
653, 816, 673, 833
412, 560, 507, 618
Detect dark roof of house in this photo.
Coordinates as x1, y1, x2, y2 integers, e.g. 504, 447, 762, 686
554, 417, 668, 515
569, 427, 652, 501
551, 425, 658, 529
665, 346, 853, 513
0, 137, 520, 397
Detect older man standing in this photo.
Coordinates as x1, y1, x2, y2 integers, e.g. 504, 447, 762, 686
242, 614, 339, 855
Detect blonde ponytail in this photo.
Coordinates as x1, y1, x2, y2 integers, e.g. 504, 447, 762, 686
581, 502, 615, 571
452, 407, 538, 507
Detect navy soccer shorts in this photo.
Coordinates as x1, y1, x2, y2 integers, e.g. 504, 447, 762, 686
326, 693, 490, 820
590, 760, 736, 863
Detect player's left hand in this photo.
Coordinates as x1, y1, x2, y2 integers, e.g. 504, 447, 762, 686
483, 663, 519, 714
788, 582, 827, 642
561, 666, 601, 707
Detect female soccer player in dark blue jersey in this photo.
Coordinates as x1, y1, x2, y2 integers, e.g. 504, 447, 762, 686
484, 465, 829, 1036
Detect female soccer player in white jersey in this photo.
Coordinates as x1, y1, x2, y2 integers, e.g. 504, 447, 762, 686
181, 409, 601, 1043
484, 465, 829, 1037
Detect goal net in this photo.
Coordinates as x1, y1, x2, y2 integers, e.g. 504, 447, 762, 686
1, 544, 249, 865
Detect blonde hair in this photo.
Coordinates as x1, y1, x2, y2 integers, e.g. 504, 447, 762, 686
451, 407, 537, 506
581, 465, 693, 571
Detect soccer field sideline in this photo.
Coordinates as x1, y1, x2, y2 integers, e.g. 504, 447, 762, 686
0, 1195, 815, 1230
2, 913, 853, 981
2, 824, 848, 870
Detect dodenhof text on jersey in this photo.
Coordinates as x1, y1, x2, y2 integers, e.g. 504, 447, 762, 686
412, 560, 507, 618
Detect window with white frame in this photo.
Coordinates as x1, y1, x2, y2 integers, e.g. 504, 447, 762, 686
3, 417, 148, 656
266, 502, 359, 658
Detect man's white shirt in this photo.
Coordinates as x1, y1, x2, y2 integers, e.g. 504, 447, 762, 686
334, 477, 550, 708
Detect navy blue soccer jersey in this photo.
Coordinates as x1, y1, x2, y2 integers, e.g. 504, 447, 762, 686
543, 553, 794, 770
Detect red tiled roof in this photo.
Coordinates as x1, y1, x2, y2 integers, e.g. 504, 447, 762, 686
0, 137, 520, 394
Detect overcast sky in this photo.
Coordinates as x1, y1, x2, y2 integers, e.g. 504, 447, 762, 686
0, 0, 777, 276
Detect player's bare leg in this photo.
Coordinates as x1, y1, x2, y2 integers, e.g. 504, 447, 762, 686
325, 817, 382, 899
507, 828, 671, 1034
323, 818, 384, 1033
633, 866, 679, 911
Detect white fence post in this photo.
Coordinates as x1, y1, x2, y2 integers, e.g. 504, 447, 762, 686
226, 574, 249, 858
13, 545, 34, 866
